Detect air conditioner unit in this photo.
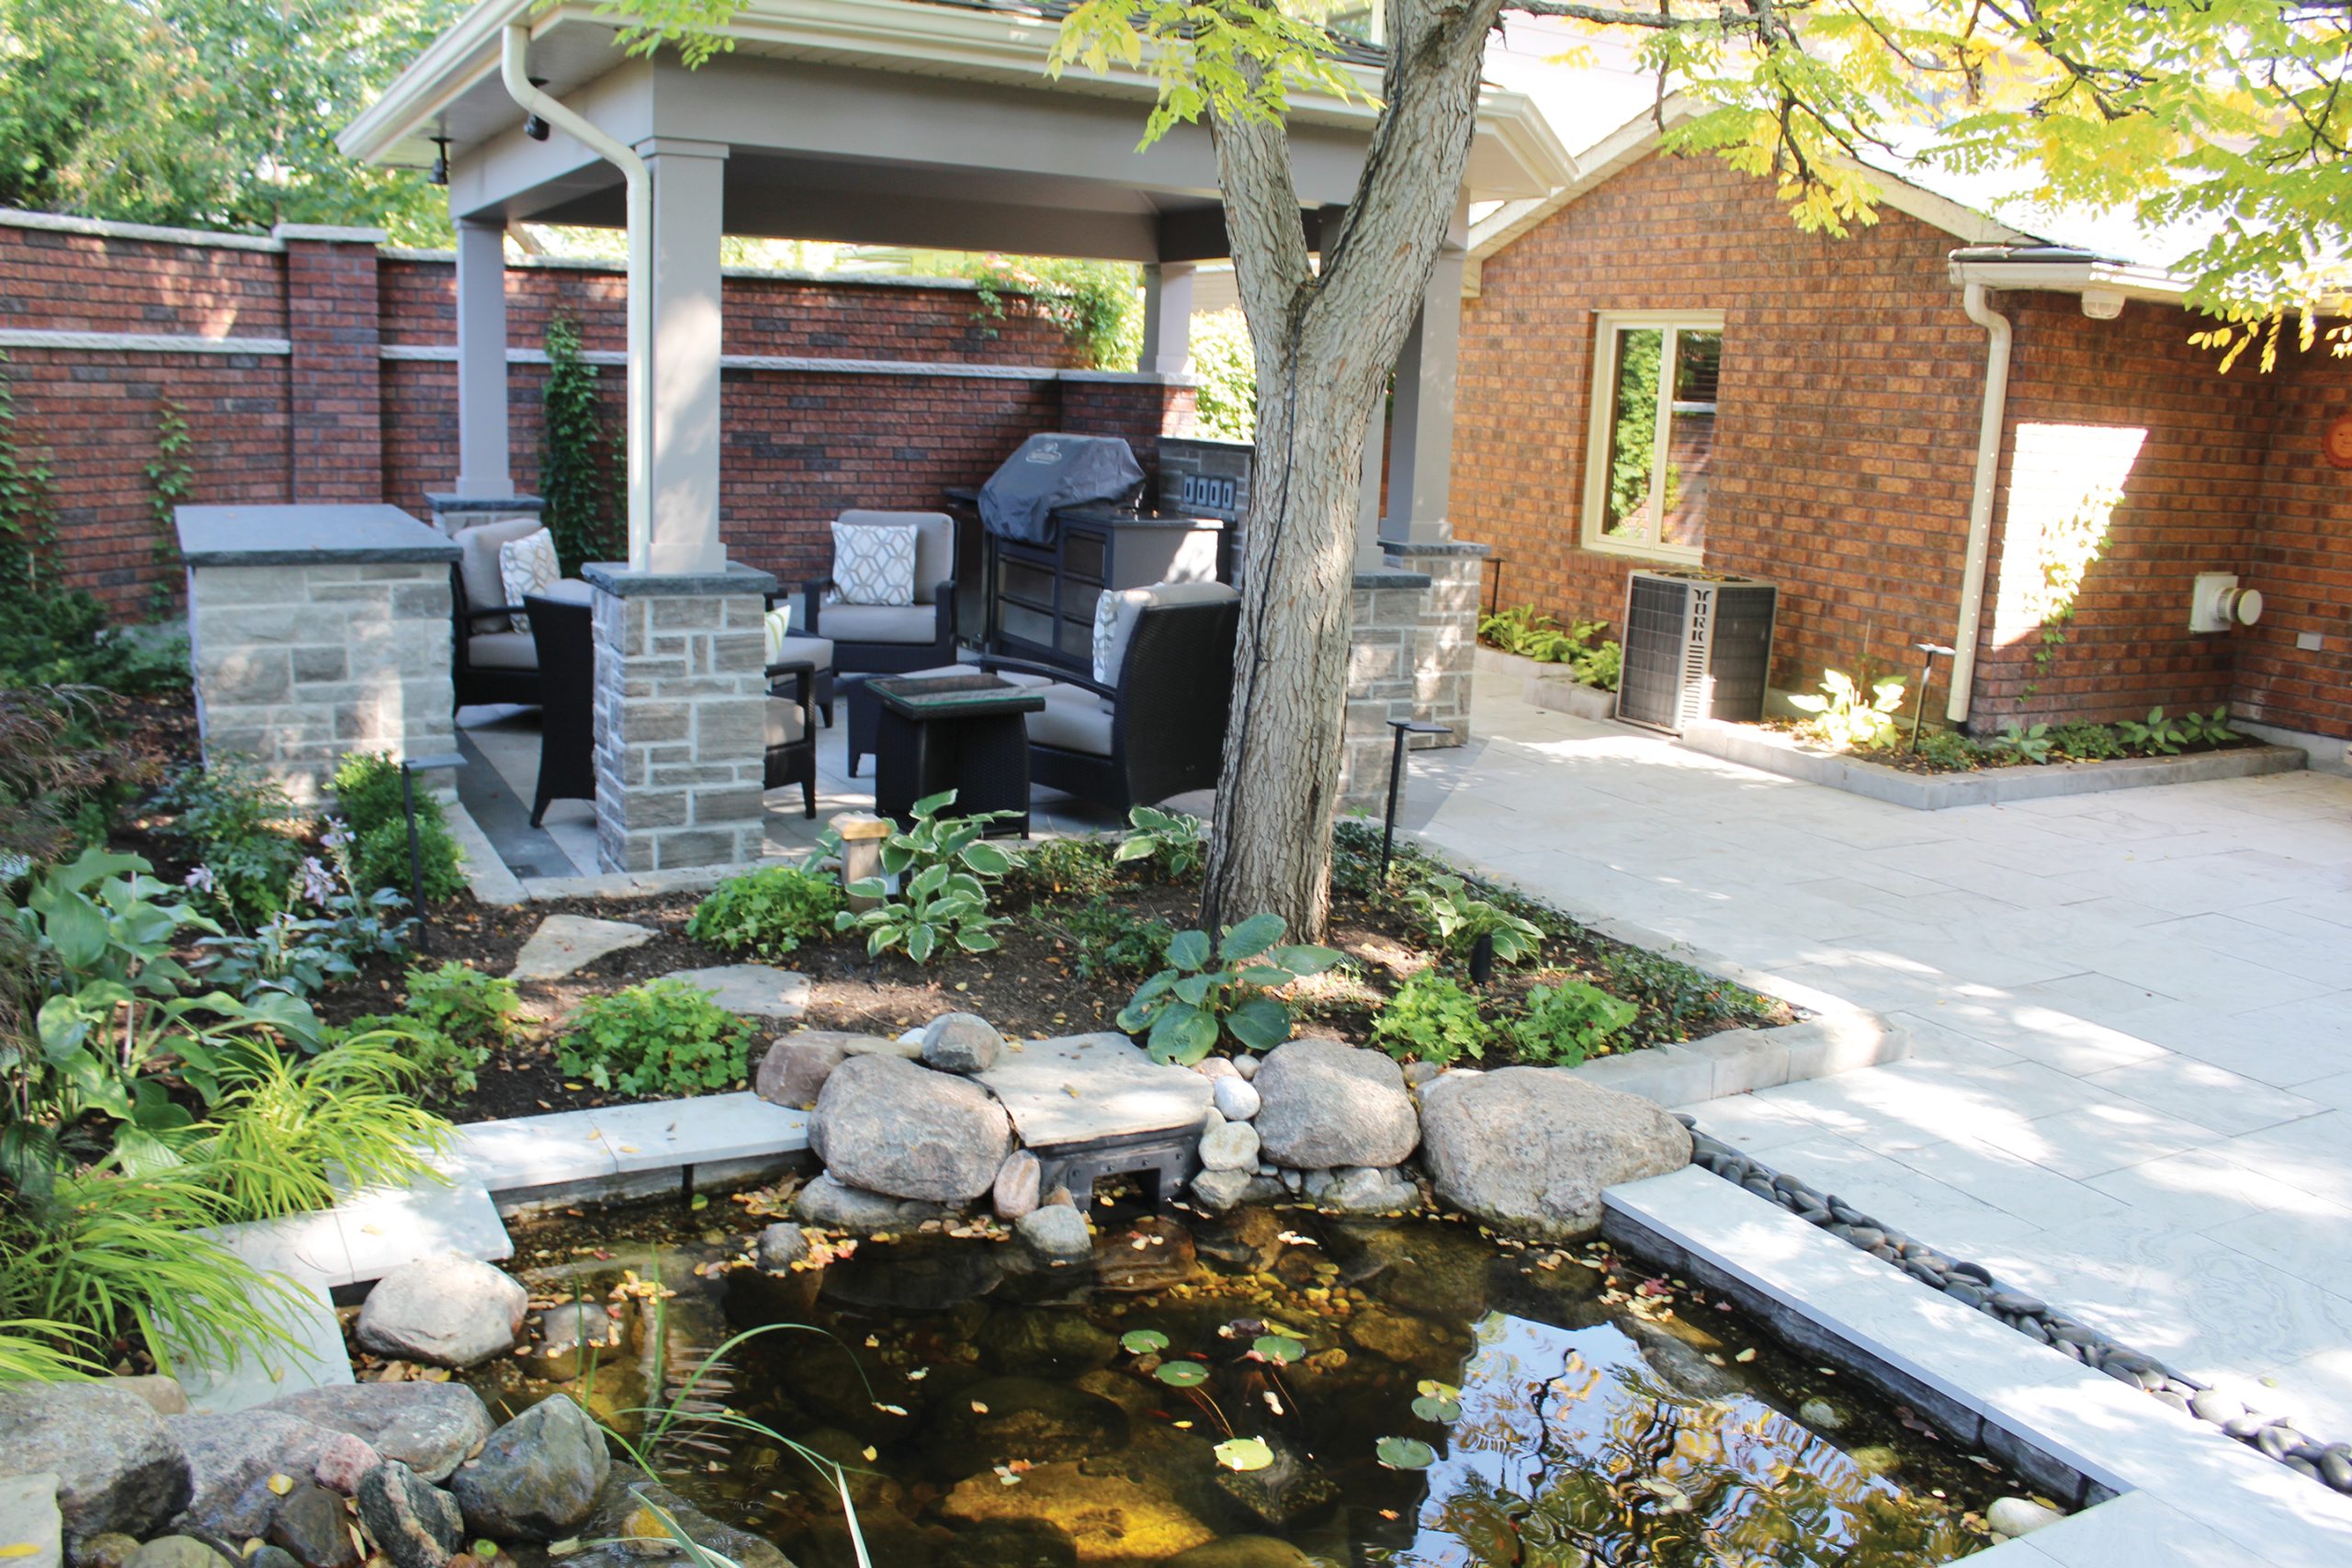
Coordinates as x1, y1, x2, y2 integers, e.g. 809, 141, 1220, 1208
1615, 570, 1779, 733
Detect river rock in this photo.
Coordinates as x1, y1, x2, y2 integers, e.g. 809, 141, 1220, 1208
168, 1414, 379, 1538
1197, 1120, 1261, 1172
125, 1540, 217, 1568
1014, 1203, 1091, 1263
0, 1383, 189, 1546
1190, 1167, 1252, 1214
109, 1378, 188, 1417
1988, 1497, 2065, 1539
76, 1534, 140, 1568
523, 1302, 621, 1382
919, 1376, 1128, 1473
1417, 1066, 1690, 1241
754, 1035, 847, 1109
267, 1483, 358, 1568
1251, 1038, 1419, 1169
265, 1385, 493, 1485
793, 1171, 948, 1231
993, 1149, 1043, 1221
353, 1462, 458, 1568
755, 1224, 811, 1272
1322, 1165, 1418, 1214
810, 1054, 1013, 1202
0, 1472, 61, 1568
922, 1011, 1004, 1075
1211, 1076, 1261, 1122
355, 1256, 529, 1369
940, 1461, 1212, 1562
447, 1395, 608, 1541
977, 1314, 1118, 1379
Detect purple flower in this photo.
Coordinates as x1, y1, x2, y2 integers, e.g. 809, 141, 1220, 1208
184, 865, 216, 895
321, 818, 352, 852
298, 856, 336, 908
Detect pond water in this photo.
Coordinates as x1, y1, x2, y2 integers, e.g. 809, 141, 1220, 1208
467, 1193, 2010, 1568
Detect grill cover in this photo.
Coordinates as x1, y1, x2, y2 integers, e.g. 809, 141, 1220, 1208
978, 434, 1145, 545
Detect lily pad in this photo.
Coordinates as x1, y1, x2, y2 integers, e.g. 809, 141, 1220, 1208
1410, 1394, 1463, 1422
1416, 1379, 1460, 1401
1375, 1436, 1437, 1471
1122, 1329, 1170, 1355
1252, 1335, 1306, 1364
1155, 1360, 1210, 1388
1214, 1436, 1275, 1472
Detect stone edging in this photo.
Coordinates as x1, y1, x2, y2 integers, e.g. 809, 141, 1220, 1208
1472, 645, 1618, 722
1683, 1125, 2352, 1501
1676, 719, 2307, 809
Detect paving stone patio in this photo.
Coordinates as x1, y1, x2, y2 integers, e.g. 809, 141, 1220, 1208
1400, 683, 2352, 1446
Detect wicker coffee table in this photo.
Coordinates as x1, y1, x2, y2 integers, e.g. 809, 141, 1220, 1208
869, 671, 1046, 835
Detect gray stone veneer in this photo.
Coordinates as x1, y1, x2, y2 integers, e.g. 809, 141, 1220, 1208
1339, 539, 1487, 808
584, 563, 777, 874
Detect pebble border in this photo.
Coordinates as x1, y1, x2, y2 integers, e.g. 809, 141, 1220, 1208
1682, 1115, 2352, 1498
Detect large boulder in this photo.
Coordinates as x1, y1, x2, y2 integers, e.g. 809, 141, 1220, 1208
753, 1035, 847, 1109
355, 1256, 528, 1369
353, 1462, 459, 1568
447, 1395, 608, 1542
0, 1383, 188, 1547
264, 1385, 492, 1485
1250, 1038, 1419, 1169
792, 1172, 946, 1232
809, 1054, 1012, 1203
1417, 1066, 1691, 1240
167, 1414, 380, 1538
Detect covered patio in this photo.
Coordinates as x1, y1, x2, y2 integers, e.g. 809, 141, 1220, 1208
334, 0, 1569, 876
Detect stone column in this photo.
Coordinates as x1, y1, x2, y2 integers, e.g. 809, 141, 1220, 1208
585, 563, 776, 874
640, 140, 730, 576
452, 216, 514, 502
1138, 263, 1197, 376
1382, 209, 1467, 547
276, 224, 388, 504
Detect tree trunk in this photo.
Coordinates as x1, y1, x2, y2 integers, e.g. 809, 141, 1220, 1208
1200, 0, 1502, 942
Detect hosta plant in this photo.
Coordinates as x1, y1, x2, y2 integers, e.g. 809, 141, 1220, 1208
1790, 670, 1905, 751
1403, 875, 1542, 965
836, 861, 1002, 964
1115, 913, 1342, 1066
1114, 805, 1209, 882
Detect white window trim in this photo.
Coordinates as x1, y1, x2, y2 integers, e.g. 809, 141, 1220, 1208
1580, 309, 1724, 565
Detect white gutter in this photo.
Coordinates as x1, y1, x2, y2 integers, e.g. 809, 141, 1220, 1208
499, 23, 651, 571
1947, 281, 2011, 725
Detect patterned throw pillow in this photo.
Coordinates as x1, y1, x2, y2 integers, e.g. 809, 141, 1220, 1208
498, 529, 560, 635
1093, 587, 1147, 685
831, 522, 918, 606
763, 604, 793, 665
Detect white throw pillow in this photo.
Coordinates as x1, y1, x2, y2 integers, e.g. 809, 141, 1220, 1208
763, 604, 793, 665
498, 529, 560, 635
1092, 588, 1148, 685
831, 522, 918, 606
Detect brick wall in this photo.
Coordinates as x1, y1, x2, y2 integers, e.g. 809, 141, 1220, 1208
0, 216, 1190, 618
1454, 150, 2352, 739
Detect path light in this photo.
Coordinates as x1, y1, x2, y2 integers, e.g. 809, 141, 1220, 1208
1382, 717, 1453, 882
400, 752, 467, 954
1909, 644, 1954, 753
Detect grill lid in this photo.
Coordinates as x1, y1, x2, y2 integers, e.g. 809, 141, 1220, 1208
978, 433, 1146, 545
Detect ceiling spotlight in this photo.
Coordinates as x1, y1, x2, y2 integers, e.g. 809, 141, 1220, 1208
427, 135, 450, 186
524, 78, 551, 141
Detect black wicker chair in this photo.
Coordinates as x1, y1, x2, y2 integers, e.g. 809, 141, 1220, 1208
454, 565, 544, 710
765, 660, 819, 818
798, 512, 958, 679
973, 593, 1239, 814
763, 591, 835, 726
523, 592, 596, 828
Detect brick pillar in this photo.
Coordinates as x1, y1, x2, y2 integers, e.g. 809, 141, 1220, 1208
277, 224, 387, 502
585, 563, 777, 874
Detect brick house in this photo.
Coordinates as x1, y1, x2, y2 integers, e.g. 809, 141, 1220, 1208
1453, 104, 2352, 765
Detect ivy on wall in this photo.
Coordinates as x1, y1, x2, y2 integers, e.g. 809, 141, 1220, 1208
146, 398, 193, 619
539, 316, 620, 578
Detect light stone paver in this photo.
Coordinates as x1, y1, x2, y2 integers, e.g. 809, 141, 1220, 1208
508, 912, 655, 981
978, 1032, 1213, 1147
655, 964, 810, 1020
1406, 682, 2352, 1447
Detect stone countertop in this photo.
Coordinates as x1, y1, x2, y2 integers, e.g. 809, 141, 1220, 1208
941, 486, 1231, 531
176, 503, 458, 567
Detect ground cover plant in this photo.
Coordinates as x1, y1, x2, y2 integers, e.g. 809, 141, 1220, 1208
1478, 604, 1623, 692
1776, 670, 2257, 775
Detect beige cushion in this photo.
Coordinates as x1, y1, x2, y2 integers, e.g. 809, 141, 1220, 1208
1025, 681, 1114, 756
765, 696, 808, 750
771, 633, 832, 672
821, 604, 934, 644
469, 630, 537, 671
838, 510, 954, 605
456, 517, 544, 628
1091, 581, 1240, 687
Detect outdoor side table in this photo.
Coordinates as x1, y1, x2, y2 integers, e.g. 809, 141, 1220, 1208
869, 672, 1045, 835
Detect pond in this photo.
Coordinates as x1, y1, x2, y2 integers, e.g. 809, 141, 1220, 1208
466, 1192, 2011, 1568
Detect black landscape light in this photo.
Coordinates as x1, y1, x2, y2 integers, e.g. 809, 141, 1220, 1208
1909, 643, 1955, 753
1382, 717, 1453, 881
400, 752, 468, 953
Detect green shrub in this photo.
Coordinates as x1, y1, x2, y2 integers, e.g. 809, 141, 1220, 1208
1369, 969, 1489, 1065
1187, 307, 1256, 442
1505, 980, 1637, 1066
559, 979, 755, 1097
1041, 895, 1175, 981
1912, 729, 1982, 771
194, 1032, 449, 1222
1790, 670, 1905, 751
332, 752, 465, 901
402, 961, 520, 1054
2050, 722, 2124, 761
1114, 806, 1209, 883
1573, 639, 1623, 692
835, 791, 1013, 963
1004, 833, 1124, 899
1404, 874, 1543, 965
150, 757, 308, 926
336, 1014, 486, 1100
1985, 720, 2054, 764
688, 863, 845, 959
1116, 914, 1343, 1066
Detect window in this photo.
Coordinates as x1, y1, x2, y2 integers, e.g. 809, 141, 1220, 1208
1581, 312, 1723, 561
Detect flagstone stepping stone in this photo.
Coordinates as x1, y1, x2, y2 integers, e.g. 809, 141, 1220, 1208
655, 964, 809, 1020
978, 1032, 1211, 1147
508, 915, 653, 983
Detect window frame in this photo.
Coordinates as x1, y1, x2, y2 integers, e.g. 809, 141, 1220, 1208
1579, 309, 1725, 565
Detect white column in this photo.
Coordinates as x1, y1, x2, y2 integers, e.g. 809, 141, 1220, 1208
1382, 207, 1468, 546
1356, 402, 1388, 571
640, 139, 729, 576
452, 217, 513, 498
1138, 262, 1197, 375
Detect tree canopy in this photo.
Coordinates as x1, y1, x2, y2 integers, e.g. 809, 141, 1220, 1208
0, 0, 462, 242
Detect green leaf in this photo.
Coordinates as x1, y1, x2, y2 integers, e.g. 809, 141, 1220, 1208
955, 929, 1000, 953
1146, 1004, 1218, 1066
911, 789, 958, 818
1251, 1335, 1304, 1364
1165, 929, 1212, 972
909, 862, 949, 898
1218, 912, 1285, 963
1236, 965, 1294, 988
1375, 1437, 1437, 1470
906, 922, 937, 964
1171, 973, 1215, 1008
1269, 944, 1344, 977
1410, 1394, 1463, 1422
960, 840, 1012, 877
1225, 994, 1292, 1054
1214, 1436, 1274, 1472
1121, 1328, 1170, 1354
1153, 1359, 1209, 1387
1113, 837, 1156, 863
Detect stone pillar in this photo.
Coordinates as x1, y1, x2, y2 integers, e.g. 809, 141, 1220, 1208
585, 563, 776, 874
176, 504, 458, 804
1382, 209, 1467, 547
276, 224, 388, 504
452, 216, 514, 501
1334, 539, 1492, 810
640, 140, 729, 576
1138, 263, 1197, 376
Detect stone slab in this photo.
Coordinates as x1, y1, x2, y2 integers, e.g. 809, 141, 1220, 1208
657, 964, 810, 1020
331, 1179, 511, 1285
202, 1209, 354, 1294
582, 562, 778, 598
508, 913, 655, 982
177, 503, 458, 566
977, 1032, 1213, 1149
171, 1275, 352, 1415
0, 1472, 61, 1568
447, 1110, 621, 1191
587, 1094, 810, 1174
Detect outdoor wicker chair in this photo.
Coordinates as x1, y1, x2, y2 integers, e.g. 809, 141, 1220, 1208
765, 659, 820, 818
451, 516, 590, 710
523, 592, 595, 827
798, 511, 958, 679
